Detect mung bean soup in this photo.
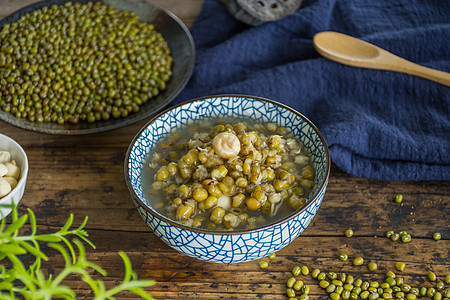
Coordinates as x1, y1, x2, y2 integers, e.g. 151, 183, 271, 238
142, 117, 315, 231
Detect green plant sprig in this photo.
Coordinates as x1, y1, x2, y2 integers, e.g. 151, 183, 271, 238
0, 203, 155, 299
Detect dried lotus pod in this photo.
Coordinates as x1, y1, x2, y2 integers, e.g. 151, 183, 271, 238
221, 0, 302, 26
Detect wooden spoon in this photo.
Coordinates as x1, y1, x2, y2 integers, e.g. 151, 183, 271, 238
313, 31, 450, 87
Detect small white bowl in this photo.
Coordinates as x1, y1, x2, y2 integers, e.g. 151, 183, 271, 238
0, 133, 29, 219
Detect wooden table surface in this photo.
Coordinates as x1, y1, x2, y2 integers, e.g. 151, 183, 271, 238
1, 1, 449, 299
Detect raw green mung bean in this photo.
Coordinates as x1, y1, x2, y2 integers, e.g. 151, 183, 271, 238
344, 284, 354, 291
391, 233, 400, 241
386, 230, 395, 238
301, 266, 309, 275
328, 272, 338, 280
352, 287, 362, 295
268, 253, 276, 259
302, 284, 310, 294
433, 291, 442, 300
298, 294, 309, 300
386, 277, 396, 287
401, 284, 411, 293
259, 261, 268, 269
339, 253, 348, 261
433, 232, 442, 240
428, 272, 437, 282
395, 262, 406, 272
318, 272, 327, 281
445, 275, 450, 284
397, 291, 405, 298
380, 283, 390, 289
330, 292, 341, 299
332, 280, 344, 287
292, 266, 302, 276
350, 293, 358, 300
320, 280, 330, 289
386, 271, 396, 278
395, 194, 403, 203
287, 277, 297, 288
436, 282, 445, 291
287, 288, 296, 298
360, 291, 369, 299
293, 280, 304, 291
401, 234, 412, 243
427, 287, 437, 297
406, 293, 416, 300
368, 262, 378, 271
327, 284, 337, 293
311, 268, 320, 278
345, 229, 354, 237
353, 257, 364, 266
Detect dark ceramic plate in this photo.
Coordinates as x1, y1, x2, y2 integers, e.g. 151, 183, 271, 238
0, 0, 195, 134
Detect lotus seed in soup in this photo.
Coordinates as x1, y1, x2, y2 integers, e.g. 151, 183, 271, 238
142, 118, 315, 231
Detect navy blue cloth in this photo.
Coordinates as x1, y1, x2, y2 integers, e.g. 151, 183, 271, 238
174, 0, 450, 181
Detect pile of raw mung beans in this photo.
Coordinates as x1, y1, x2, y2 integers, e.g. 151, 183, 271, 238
258, 254, 449, 300
0, 1, 172, 124
256, 193, 448, 300
144, 119, 315, 230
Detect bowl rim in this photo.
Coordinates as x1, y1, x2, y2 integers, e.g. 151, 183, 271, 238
0, 133, 29, 204
124, 94, 331, 235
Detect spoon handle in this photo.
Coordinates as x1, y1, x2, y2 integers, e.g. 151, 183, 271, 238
375, 50, 450, 87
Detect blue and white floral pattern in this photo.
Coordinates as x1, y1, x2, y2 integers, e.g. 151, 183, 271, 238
126, 95, 330, 263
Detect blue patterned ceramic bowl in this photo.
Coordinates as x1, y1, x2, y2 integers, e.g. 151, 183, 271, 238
125, 95, 330, 263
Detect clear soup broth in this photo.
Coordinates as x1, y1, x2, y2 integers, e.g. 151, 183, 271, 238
141, 117, 315, 231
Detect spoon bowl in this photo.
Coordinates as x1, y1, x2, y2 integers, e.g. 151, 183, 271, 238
313, 31, 450, 87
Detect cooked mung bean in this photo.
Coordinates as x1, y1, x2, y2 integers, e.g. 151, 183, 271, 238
143, 118, 315, 230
